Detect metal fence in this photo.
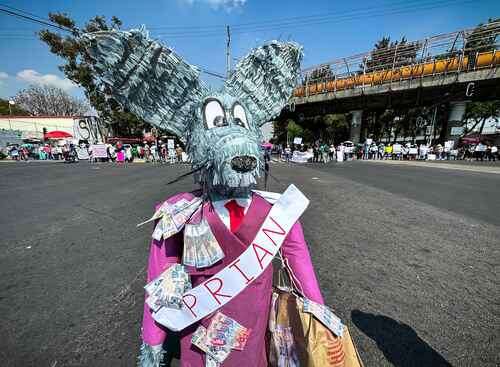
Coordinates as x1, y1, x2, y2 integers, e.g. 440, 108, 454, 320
295, 21, 500, 98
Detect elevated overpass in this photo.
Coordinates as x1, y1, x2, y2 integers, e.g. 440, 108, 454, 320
282, 22, 500, 143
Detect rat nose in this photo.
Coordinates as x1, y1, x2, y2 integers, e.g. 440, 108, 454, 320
231, 155, 257, 173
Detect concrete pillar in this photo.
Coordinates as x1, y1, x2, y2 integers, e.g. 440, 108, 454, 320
446, 101, 468, 140
349, 110, 363, 143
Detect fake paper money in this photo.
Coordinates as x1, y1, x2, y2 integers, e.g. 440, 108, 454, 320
145, 264, 191, 311
272, 325, 300, 367
205, 355, 220, 367
191, 325, 231, 364
139, 197, 202, 241
206, 312, 251, 351
183, 218, 225, 268
302, 298, 344, 337
191, 313, 251, 363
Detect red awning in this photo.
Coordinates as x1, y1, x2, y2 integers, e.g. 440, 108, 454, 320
44, 130, 73, 139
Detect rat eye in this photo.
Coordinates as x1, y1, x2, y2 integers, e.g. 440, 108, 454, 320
232, 102, 248, 129
203, 99, 226, 129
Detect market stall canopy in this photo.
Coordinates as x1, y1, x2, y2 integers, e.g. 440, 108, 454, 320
44, 130, 73, 139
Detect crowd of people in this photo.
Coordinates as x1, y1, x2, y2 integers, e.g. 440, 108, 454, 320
92, 142, 186, 164
1, 141, 188, 164
276, 139, 499, 163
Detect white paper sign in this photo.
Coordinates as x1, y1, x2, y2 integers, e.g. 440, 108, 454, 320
291, 150, 312, 163
293, 137, 302, 145
153, 184, 309, 331
76, 147, 89, 160
90, 144, 108, 158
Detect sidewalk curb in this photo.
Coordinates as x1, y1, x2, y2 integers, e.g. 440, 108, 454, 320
361, 159, 500, 175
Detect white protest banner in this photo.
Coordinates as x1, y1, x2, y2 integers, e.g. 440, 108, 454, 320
76, 147, 89, 160
293, 137, 302, 145
291, 151, 313, 163
153, 184, 309, 331
167, 139, 175, 149
90, 144, 107, 158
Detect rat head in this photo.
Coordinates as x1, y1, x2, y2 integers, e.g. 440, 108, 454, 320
85, 28, 302, 195
186, 92, 262, 190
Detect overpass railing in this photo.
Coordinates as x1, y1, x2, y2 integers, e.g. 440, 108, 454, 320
294, 21, 500, 98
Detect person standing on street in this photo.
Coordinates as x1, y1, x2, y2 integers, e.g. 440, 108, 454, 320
125, 145, 133, 163
378, 143, 385, 160
490, 145, 498, 161
284, 145, 291, 163
329, 144, 335, 161
475, 142, 485, 161
175, 144, 183, 163
336, 143, 344, 163
363, 137, 372, 160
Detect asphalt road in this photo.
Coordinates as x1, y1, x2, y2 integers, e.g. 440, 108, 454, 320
0, 160, 498, 367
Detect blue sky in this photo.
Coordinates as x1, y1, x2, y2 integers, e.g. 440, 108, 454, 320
0, 0, 498, 100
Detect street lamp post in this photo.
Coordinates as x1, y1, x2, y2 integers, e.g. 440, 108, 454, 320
8, 100, 15, 130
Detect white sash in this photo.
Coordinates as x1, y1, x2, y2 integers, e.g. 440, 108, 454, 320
153, 184, 309, 331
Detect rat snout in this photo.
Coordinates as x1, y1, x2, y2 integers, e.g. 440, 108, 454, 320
231, 155, 257, 173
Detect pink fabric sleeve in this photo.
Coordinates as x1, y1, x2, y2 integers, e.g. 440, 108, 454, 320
281, 221, 324, 304
141, 234, 182, 346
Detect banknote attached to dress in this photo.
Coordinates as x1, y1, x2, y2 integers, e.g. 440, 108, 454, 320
302, 298, 344, 337
183, 218, 225, 268
145, 264, 191, 311
191, 312, 251, 364
139, 197, 202, 241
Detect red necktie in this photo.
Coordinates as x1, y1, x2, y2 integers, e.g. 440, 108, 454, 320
224, 200, 245, 233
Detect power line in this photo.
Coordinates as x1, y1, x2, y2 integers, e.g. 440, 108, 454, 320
0, 3, 54, 23
152, 0, 474, 39
0, 4, 226, 80
148, 0, 422, 31
150, 0, 471, 37
200, 69, 225, 79
0, 6, 71, 32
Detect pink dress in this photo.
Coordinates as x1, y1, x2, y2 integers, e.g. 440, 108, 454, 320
142, 192, 323, 367
116, 150, 125, 162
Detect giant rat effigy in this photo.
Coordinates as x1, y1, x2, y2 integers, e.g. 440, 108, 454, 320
85, 27, 362, 367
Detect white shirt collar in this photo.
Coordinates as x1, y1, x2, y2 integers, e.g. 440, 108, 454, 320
211, 197, 252, 229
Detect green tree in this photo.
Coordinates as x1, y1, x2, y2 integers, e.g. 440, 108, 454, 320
308, 65, 333, 82
0, 99, 29, 115
364, 36, 421, 73
465, 18, 499, 54
323, 114, 349, 143
465, 18, 499, 69
13, 85, 89, 116
286, 120, 303, 141
38, 13, 148, 137
462, 101, 500, 136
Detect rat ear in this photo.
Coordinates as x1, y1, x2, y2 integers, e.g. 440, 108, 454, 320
224, 41, 302, 127
84, 27, 207, 138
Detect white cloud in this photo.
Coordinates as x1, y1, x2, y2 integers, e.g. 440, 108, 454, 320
183, 0, 247, 11
16, 69, 75, 91
0, 72, 8, 79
